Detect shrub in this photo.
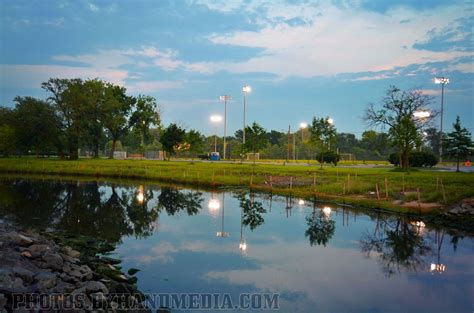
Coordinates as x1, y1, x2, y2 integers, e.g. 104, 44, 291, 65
388, 151, 438, 167
316, 151, 341, 166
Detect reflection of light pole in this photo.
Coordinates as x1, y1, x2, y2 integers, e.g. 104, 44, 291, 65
219, 95, 231, 159
239, 203, 247, 252
434, 77, 449, 162
210, 115, 222, 153
208, 193, 221, 214
137, 185, 144, 204
430, 230, 446, 274
242, 85, 251, 145
216, 193, 229, 237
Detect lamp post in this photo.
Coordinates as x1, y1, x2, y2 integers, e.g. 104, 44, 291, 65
219, 95, 231, 159
434, 77, 449, 162
242, 85, 251, 145
210, 115, 222, 153
327, 118, 334, 150
300, 122, 308, 141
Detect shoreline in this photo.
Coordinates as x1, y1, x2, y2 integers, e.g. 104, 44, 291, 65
0, 220, 150, 312
1, 158, 473, 215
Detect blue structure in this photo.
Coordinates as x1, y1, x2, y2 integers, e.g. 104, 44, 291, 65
210, 152, 220, 161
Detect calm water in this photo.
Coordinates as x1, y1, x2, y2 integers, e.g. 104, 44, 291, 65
0, 178, 473, 313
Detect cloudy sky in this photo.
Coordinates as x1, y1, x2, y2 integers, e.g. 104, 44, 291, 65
0, 0, 472, 136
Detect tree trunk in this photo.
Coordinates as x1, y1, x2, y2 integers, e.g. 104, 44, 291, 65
456, 153, 460, 172
401, 149, 409, 170
94, 143, 99, 158
110, 139, 117, 159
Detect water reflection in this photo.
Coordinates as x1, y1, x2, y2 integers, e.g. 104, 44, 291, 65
305, 207, 336, 247
360, 214, 431, 277
0, 178, 472, 313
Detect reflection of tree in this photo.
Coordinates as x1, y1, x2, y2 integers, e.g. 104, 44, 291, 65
0, 179, 160, 243
305, 209, 335, 246
0, 179, 65, 229
237, 192, 266, 231
157, 187, 203, 216
360, 214, 431, 277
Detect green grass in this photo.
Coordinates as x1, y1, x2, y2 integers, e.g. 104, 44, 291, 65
0, 157, 472, 214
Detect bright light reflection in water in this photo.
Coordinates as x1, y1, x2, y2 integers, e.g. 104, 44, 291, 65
136, 185, 144, 204
298, 199, 305, 206
322, 206, 332, 217
239, 241, 247, 252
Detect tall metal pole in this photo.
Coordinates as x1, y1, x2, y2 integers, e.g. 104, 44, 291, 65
439, 83, 444, 162
243, 92, 246, 145
293, 131, 296, 161
214, 126, 217, 153
287, 125, 291, 162
224, 99, 227, 159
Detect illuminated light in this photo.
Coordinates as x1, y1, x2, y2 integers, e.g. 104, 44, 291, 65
210, 115, 223, 123
239, 241, 247, 251
219, 95, 231, 101
430, 263, 446, 273
136, 185, 144, 204
322, 206, 332, 217
216, 231, 229, 237
327, 118, 334, 125
298, 199, 305, 206
208, 198, 221, 211
242, 85, 252, 93
423, 131, 428, 136
300, 122, 308, 129
434, 77, 449, 85
413, 111, 431, 119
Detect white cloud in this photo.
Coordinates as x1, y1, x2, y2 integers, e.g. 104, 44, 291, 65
126, 80, 183, 93
200, 1, 473, 77
88, 2, 99, 12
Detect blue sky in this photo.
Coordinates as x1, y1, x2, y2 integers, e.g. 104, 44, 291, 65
0, 0, 472, 136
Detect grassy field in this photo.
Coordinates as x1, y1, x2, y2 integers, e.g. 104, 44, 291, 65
0, 157, 472, 213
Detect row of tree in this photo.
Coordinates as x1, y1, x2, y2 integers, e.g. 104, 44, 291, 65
0, 80, 472, 169
0, 78, 160, 159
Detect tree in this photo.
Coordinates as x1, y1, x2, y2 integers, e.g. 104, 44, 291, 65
365, 86, 435, 169
13, 96, 61, 156
305, 209, 335, 247
309, 117, 336, 168
102, 83, 136, 158
186, 129, 205, 157
130, 95, 160, 146
444, 116, 473, 172
42, 78, 85, 159
81, 79, 107, 158
0, 108, 16, 156
243, 122, 268, 157
159, 123, 186, 157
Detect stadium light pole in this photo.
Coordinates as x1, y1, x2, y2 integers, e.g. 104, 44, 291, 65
434, 77, 449, 162
242, 85, 251, 145
210, 115, 223, 153
219, 95, 231, 159
299, 122, 308, 141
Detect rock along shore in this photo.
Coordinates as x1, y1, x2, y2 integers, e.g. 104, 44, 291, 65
0, 220, 151, 312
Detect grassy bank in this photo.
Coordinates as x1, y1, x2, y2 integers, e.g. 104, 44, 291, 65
0, 157, 473, 213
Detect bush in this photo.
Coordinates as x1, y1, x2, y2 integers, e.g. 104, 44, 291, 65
316, 151, 341, 166
388, 151, 438, 167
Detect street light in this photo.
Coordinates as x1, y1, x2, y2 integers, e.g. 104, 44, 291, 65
300, 122, 308, 141
210, 115, 222, 153
434, 76, 449, 162
219, 95, 232, 159
327, 118, 334, 125
242, 85, 251, 145
413, 111, 431, 119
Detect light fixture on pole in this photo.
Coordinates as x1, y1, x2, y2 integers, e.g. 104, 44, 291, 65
434, 77, 449, 162
219, 95, 232, 159
327, 118, 334, 125
413, 111, 431, 119
242, 85, 251, 145
299, 122, 308, 141
210, 115, 223, 153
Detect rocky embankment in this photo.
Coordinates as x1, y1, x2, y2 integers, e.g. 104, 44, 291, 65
0, 221, 149, 312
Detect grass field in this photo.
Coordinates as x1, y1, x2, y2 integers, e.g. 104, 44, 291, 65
0, 157, 472, 213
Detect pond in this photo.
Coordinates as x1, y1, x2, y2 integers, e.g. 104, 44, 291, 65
0, 177, 472, 313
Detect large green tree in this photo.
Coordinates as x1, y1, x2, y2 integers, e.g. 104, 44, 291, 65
186, 129, 205, 157
365, 86, 434, 169
444, 116, 473, 172
159, 123, 186, 157
102, 83, 136, 158
243, 122, 268, 157
13, 96, 61, 156
130, 95, 160, 146
309, 116, 336, 168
